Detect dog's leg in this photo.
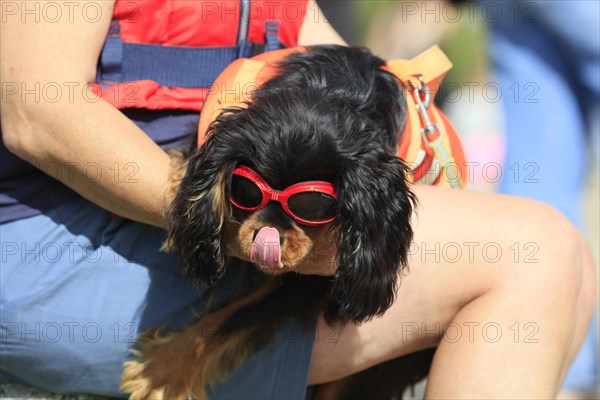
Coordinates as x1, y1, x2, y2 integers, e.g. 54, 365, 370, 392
312, 378, 352, 400
120, 279, 279, 400
310, 348, 436, 400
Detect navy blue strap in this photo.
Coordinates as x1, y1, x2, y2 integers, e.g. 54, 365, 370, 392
264, 20, 280, 52
97, 20, 283, 88
98, 20, 124, 82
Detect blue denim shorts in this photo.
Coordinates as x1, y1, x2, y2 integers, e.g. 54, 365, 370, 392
0, 197, 315, 398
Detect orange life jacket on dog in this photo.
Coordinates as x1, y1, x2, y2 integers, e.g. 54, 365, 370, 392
92, 0, 308, 111
197, 46, 468, 188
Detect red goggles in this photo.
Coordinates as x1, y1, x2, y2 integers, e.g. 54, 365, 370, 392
230, 165, 337, 226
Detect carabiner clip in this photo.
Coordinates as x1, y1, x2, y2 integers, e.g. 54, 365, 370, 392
409, 76, 462, 189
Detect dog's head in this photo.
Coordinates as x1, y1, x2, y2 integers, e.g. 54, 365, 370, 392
167, 45, 416, 323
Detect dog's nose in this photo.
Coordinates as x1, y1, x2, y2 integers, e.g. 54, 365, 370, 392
253, 228, 284, 245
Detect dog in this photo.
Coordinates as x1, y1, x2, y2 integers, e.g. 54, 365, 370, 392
120, 44, 467, 399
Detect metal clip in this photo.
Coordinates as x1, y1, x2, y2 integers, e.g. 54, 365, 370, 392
410, 76, 461, 188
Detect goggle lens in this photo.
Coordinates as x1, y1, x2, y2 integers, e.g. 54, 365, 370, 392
231, 175, 263, 209
288, 192, 336, 222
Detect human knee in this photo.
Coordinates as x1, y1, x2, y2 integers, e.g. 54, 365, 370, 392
504, 199, 584, 300
548, 215, 593, 304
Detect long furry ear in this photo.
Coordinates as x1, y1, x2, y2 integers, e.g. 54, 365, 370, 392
326, 153, 416, 324
165, 143, 233, 287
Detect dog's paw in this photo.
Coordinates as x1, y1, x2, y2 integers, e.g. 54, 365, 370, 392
120, 358, 167, 400
120, 328, 207, 400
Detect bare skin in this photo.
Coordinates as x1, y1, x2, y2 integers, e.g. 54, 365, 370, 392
1, 1, 595, 398
309, 186, 596, 398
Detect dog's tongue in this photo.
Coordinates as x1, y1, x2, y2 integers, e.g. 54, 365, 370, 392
251, 227, 283, 269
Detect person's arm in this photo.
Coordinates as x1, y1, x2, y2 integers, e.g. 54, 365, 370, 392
298, 0, 347, 46
1, 0, 171, 228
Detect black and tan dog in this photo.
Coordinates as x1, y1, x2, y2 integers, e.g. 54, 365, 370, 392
121, 45, 466, 399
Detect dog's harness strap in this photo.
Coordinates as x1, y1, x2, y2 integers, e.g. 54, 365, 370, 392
196, 45, 468, 189
96, 20, 284, 89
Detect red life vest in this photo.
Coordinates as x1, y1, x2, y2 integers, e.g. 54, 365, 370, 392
197, 46, 468, 188
92, 0, 309, 112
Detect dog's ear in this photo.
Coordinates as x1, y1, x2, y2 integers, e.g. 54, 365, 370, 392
326, 153, 416, 324
164, 141, 233, 286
